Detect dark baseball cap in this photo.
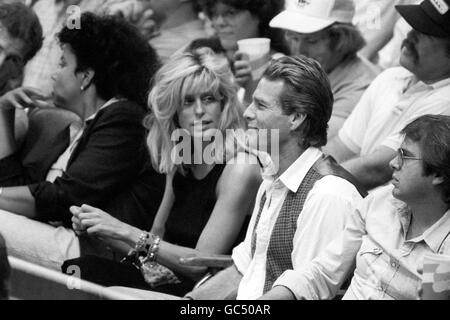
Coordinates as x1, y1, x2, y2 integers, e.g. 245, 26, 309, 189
396, 0, 450, 37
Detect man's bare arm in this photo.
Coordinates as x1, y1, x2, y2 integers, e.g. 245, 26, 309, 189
323, 136, 357, 163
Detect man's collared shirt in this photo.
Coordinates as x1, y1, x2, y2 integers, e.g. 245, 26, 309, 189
339, 67, 450, 156
232, 147, 363, 300
276, 185, 450, 300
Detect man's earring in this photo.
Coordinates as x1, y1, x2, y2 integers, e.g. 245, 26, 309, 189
80, 86, 85, 91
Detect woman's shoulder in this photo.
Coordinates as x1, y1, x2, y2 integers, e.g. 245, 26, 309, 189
221, 153, 262, 184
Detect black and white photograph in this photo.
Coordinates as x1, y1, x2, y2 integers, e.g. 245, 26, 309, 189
0, 0, 449, 307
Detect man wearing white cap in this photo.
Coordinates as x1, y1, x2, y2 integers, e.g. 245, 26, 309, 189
325, 0, 450, 191
270, 0, 379, 138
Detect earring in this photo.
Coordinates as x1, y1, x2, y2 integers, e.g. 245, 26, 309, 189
80, 86, 85, 91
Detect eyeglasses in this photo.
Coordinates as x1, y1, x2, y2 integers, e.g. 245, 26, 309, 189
397, 148, 422, 169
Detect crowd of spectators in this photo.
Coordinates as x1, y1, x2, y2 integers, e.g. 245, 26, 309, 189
0, 0, 449, 300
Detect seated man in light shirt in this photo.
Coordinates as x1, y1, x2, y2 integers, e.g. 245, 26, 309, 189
325, 0, 450, 190
261, 114, 450, 300
184, 55, 366, 300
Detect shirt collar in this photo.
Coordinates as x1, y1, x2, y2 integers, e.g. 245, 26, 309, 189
398, 69, 450, 91
85, 98, 124, 124
423, 209, 450, 254
428, 77, 450, 90
276, 147, 323, 193
399, 202, 450, 253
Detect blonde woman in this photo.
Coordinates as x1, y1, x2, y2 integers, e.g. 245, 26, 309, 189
64, 49, 261, 296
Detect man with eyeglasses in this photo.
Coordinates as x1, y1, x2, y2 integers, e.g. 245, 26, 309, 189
260, 114, 450, 300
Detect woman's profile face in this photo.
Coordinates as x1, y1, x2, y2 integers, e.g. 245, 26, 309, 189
52, 45, 84, 114
177, 90, 223, 140
210, 2, 260, 51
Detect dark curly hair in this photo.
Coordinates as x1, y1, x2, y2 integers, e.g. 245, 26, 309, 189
402, 115, 450, 206
263, 55, 334, 148
0, 2, 43, 63
57, 12, 160, 105
200, 0, 288, 54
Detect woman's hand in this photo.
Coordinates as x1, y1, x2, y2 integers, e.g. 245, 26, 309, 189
0, 87, 51, 110
107, 1, 159, 40
233, 51, 252, 89
70, 206, 86, 236
70, 204, 130, 241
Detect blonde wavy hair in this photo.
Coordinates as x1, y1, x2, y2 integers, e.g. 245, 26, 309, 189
145, 48, 245, 174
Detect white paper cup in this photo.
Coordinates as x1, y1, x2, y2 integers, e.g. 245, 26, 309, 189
421, 254, 450, 300
237, 38, 271, 80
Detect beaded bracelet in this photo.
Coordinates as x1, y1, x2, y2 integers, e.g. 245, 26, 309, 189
121, 231, 150, 266
135, 232, 151, 255
143, 234, 161, 266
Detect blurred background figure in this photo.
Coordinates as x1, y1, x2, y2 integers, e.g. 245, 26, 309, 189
353, 0, 401, 64
0, 2, 43, 164
144, 0, 208, 63
200, 0, 288, 105
22, 0, 84, 96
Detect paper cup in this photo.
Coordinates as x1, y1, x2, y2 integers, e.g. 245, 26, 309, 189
421, 254, 450, 300
237, 38, 271, 80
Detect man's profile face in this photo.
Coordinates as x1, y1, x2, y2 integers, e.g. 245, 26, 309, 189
244, 78, 293, 152
390, 139, 434, 203
0, 23, 26, 94
400, 29, 450, 81
284, 29, 335, 73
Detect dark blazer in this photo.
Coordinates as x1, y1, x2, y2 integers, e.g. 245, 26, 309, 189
0, 100, 165, 230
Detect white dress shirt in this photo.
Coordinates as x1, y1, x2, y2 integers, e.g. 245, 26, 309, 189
339, 67, 450, 156
232, 148, 363, 300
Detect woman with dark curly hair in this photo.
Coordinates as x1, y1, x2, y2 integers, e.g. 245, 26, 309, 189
0, 12, 165, 270
199, 0, 288, 104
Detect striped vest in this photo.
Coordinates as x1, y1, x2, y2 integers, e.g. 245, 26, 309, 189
250, 156, 367, 293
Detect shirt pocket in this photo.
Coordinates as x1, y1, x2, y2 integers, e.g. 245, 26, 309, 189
356, 238, 385, 277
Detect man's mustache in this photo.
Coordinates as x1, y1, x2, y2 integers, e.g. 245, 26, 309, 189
402, 38, 419, 60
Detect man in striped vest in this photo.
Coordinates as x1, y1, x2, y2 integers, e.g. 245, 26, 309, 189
187, 55, 367, 300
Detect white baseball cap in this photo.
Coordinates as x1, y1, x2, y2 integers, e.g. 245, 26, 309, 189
270, 0, 356, 34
